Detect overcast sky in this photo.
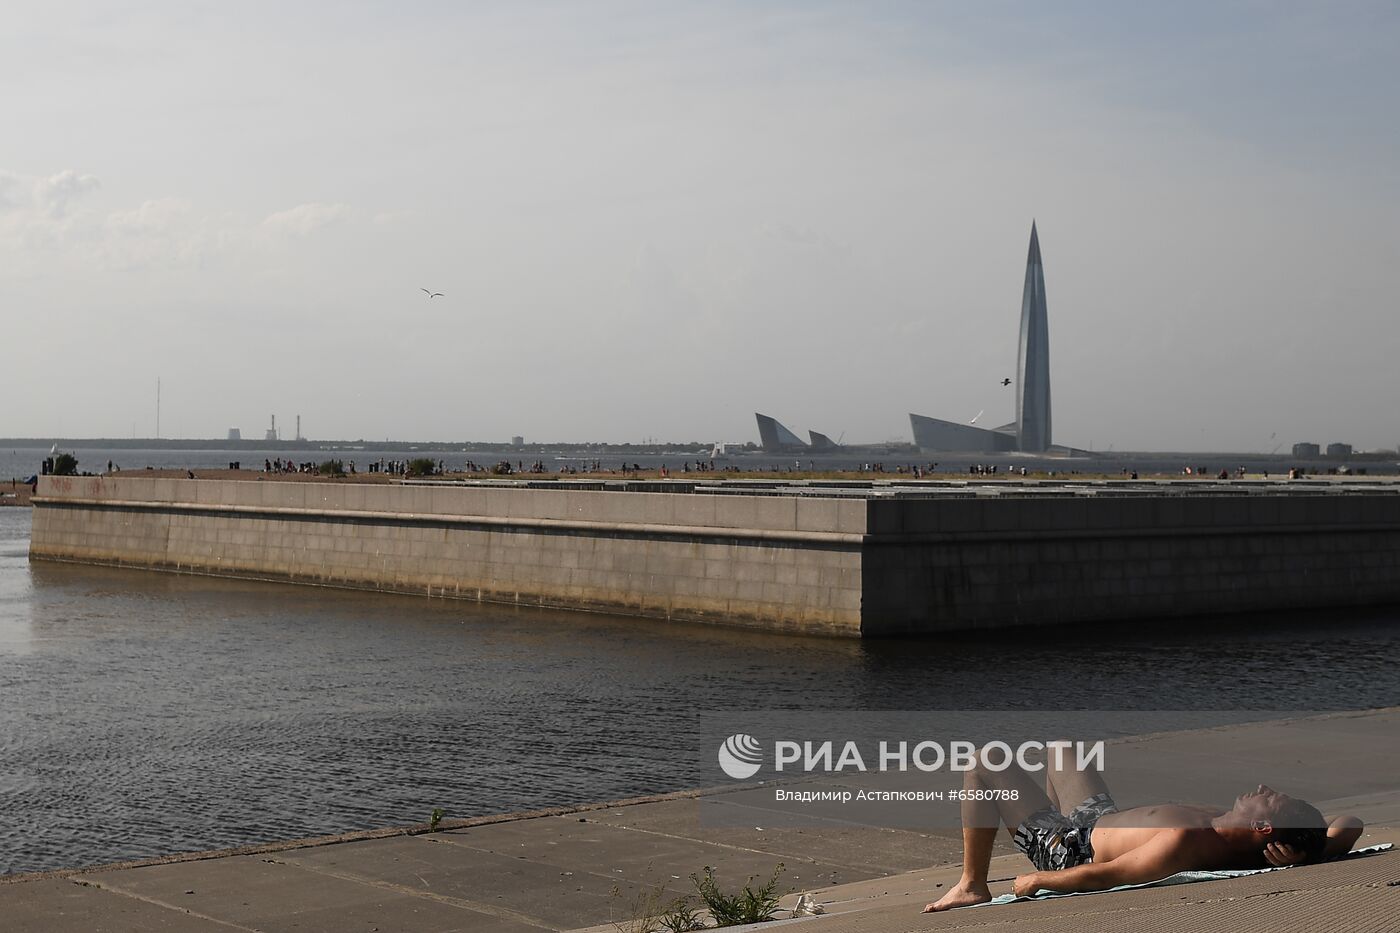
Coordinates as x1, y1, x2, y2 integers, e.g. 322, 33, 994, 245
4, 2, 1397, 450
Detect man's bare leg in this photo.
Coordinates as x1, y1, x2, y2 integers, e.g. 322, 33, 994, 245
924, 756, 1048, 912
1044, 741, 1111, 812
1046, 767, 1062, 813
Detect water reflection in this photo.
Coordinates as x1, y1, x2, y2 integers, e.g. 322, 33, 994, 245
0, 510, 34, 656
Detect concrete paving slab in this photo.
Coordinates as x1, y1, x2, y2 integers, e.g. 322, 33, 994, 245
7, 878, 235, 933
279, 834, 656, 930
1317, 792, 1400, 827
1083, 712, 1400, 808
86, 854, 524, 933
584, 796, 969, 877
440, 814, 813, 887
568, 851, 1034, 932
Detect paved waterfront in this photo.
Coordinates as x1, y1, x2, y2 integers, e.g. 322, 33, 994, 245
4, 711, 1395, 932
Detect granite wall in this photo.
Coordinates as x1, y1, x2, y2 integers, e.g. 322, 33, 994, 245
29, 476, 1400, 636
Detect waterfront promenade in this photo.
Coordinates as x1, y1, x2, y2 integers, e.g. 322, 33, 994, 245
4, 710, 1395, 932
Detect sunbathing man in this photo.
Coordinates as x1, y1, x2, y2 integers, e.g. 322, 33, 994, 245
924, 748, 1364, 911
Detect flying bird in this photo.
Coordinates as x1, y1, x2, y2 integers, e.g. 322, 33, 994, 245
1001, 377, 1012, 386
420, 288, 444, 298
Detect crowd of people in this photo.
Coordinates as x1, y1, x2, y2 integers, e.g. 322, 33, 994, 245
263, 459, 325, 474
62, 457, 1368, 483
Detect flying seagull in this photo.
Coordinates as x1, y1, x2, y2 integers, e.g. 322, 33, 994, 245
420, 288, 444, 298
1001, 377, 1012, 386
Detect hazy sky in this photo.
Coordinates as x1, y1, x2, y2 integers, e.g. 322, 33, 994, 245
4, 2, 1397, 450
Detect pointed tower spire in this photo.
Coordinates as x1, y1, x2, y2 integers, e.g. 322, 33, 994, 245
1015, 221, 1052, 451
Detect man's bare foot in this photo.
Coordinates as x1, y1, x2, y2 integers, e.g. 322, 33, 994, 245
923, 880, 992, 912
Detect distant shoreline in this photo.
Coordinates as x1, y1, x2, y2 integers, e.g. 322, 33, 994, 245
1, 438, 1396, 461
0, 437, 773, 454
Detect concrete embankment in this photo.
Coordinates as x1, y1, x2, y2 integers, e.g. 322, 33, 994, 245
2, 710, 1396, 932
28, 474, 1400, 636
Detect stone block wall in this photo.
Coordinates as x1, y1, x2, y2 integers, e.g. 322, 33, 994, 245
30, 476, 867, 636
29, 476, 1400, 637
860, 493, 1400, 633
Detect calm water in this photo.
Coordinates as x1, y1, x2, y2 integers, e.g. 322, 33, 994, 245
1, 507, 1397, 874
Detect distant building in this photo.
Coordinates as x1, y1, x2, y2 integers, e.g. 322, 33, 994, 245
755, 413, 808, 452
1326, 443, 1352, 457
265, 414, 278, 442
511, 436, 525, 447
808, 430, 838, 450
1292, 442, 1321, 458
910, 413, 1019, 453
910, 222, 1062, 453
1016, 221, 1052, 452
227, 428, 241, 441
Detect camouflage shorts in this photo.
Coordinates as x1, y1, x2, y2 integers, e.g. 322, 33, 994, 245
1013, 792, 1118, 872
